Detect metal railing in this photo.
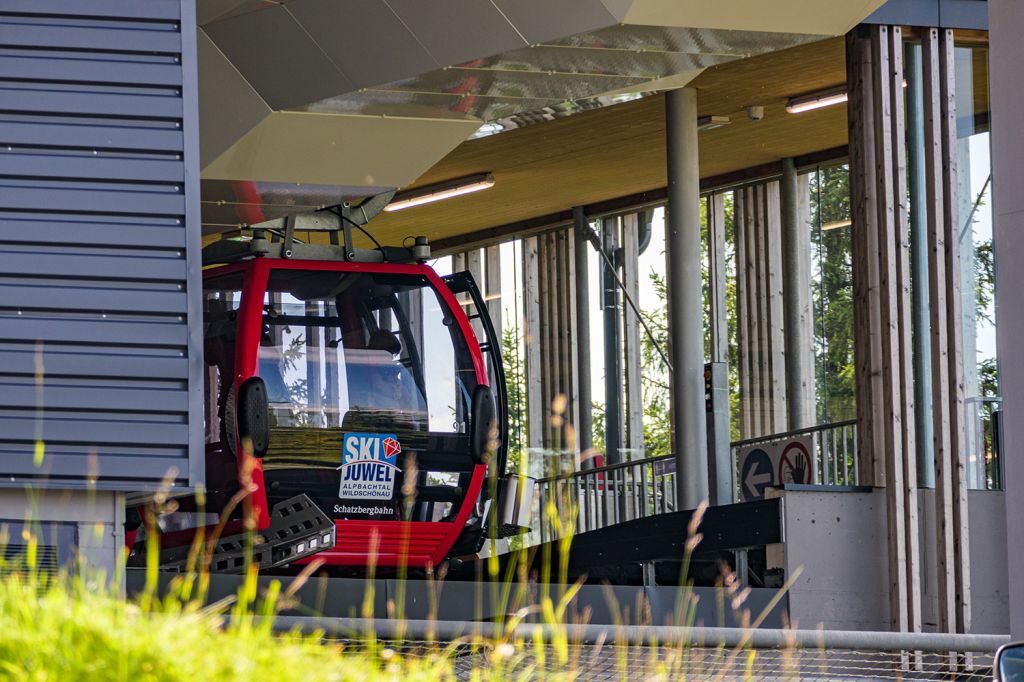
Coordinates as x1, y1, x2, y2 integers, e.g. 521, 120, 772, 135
533, 454, 677, 545
731, 419, 859, 487
531, 420, 859, 545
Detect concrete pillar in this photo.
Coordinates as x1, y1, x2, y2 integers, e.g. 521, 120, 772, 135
989, 0, 1024, 640
781, 158, 815, 430
665, 87, 709, 508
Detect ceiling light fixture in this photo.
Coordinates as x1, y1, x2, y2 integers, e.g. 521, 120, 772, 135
786, 85, 848, 114
384, 173, 495, 212
822, 219, 852, 231
697, 115, 731, 131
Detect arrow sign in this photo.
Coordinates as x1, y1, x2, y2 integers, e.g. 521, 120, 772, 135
740, 448, 774, 501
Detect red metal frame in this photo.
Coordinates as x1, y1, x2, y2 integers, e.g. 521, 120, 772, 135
203, 257, 490, 568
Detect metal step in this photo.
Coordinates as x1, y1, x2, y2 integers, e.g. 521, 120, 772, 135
159, 494, 336, 574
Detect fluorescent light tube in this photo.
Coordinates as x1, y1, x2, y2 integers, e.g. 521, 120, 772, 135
786, 86, 848, 114
384, 173, 495, 212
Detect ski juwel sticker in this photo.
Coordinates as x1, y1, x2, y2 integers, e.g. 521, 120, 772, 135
338, 433, 401, 500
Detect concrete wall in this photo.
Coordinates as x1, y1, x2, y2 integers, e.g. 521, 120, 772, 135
777, 488, 1008, 633
0, 489, 124, 579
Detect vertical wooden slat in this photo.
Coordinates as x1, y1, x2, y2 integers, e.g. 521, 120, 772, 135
937, 28, 972, 634
485, 245, 503, 340
555, 228, 575, 454
566, 229, 581, 458
923, 26, 958, 635
709, 194, 729, 364
749, 185, 766, 436
765, 181, 788, 433
888, 26, 923, 634
622, 213, 645, 457
522, 237, 543, 454
735, 189, 752, 439
870, 25, 910, 634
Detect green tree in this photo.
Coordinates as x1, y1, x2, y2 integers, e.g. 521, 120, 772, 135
809, 165, 856, 423
501, 324, 528, 475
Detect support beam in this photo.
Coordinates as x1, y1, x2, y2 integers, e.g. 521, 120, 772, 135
781, 158, 815, 430
573, 208, 594, 461
665, 87, 709, 508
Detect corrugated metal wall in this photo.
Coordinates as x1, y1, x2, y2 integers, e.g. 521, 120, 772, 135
0, 0, 202, 489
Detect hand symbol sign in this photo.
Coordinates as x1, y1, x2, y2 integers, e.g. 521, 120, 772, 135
794, 454, 808, 484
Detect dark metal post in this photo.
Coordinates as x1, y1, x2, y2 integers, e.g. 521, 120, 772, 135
601, 216, 623, 464
665, 88, 709, 508
907, 43, 935, 488
573, 207, 595, 463
781, 157, 814, 430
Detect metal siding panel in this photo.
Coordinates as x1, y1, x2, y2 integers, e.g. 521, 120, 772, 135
0, 185, 183, 215
0, 1, 181, 21
0, 54, 183, 87
0, 22, 182, 54
0, 416, 188, 445
0, 283, 187, 313
0, 347, 188, 380
0, 120, 183, 152
0, 382, 188, 413
0, 0, 198, 489
0, 450, 187, 479
0, 152, 184, 184
0, 87, 182, 120
0, 251, 184, 281
0, 215, 186, 249
0, 316, 188, 347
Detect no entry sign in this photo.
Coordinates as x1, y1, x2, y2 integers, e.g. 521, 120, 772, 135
737, 435, 815, 501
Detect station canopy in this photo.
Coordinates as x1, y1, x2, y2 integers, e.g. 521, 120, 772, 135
198, 0, 887, 242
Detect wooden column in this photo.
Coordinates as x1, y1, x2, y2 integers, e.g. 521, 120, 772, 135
522, 229, 579, 467
846, 24, 921, 634
922, 27, 971, 635
734, 181, 788, 438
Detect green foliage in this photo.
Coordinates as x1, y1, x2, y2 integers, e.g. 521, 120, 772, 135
501, 324, 528, 475
809, 166, 856, 423
638, 271, 673, 458
0, 570, 449, 682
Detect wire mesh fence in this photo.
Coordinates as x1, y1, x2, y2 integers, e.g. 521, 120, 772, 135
278, 617, 1004, 681
331, 638, 995, 681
